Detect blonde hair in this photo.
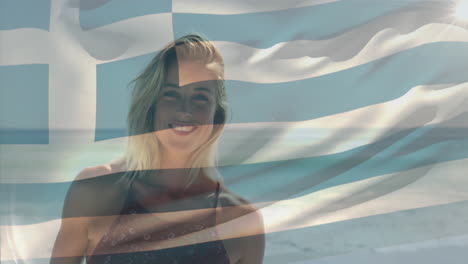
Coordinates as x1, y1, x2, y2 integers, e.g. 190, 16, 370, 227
125, 34, 227, 189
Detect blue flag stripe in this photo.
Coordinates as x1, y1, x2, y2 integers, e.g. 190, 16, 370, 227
0, 0, 50, 30
0, 64, 49, 144
95, 52, 155, 140
79, 0, 172, 30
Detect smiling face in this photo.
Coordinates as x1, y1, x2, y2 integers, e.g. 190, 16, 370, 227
154, 59, 220, 154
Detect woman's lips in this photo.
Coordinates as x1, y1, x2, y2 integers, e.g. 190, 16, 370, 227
169, 123, 198, 136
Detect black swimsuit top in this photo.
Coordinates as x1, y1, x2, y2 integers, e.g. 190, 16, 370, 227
86, 177, 230, 264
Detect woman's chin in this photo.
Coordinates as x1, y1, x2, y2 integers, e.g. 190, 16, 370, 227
167, 143, 198, 154
156, 128, 211, 155
158, 137, 201, 155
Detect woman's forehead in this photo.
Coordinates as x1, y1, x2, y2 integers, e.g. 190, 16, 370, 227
167, 60, 220, 87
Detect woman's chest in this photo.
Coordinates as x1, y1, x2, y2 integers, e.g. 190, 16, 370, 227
86, 180, 240, 263
86, 215, 235, 263
86, 198, 220, 257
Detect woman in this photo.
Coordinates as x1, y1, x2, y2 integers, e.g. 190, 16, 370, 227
51, 34, 265, 264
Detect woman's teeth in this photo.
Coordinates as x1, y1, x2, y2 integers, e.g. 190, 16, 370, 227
173, 125, 196, 132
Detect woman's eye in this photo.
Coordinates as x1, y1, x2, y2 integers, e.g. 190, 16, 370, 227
163, 91, 179, 100
192, 95, 209, 103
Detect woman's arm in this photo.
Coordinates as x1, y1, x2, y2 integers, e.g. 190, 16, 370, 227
217, 188, 266, 264
50, 217, 89, 264
50, 166, 112, 264
239, 212, 265, 264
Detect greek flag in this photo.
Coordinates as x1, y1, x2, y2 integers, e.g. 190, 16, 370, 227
1, 0, 468, 263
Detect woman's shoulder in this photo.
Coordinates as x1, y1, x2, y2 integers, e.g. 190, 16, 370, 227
216, 185, 265, 263
217, 185, 263, 223
72, 162, 129, 192
75, 158, 127, 181
63, 160, 130, 218
218, 187, 250, 207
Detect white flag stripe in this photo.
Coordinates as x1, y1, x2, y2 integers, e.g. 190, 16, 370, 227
0, 138, 127, 184
2, 80, 466, 184
1, 219, 61, 261
376, 234, 468, 254
286, 237, 468, 264
245, 82, 468, 164
263, 157, 468, 233
219, 23, 468, 83
285, 235, 468, 264
85, 14, 173, 63
2, 156, 467, 261
172, 0, 340, 14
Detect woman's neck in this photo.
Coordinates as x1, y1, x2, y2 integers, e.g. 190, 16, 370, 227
137, 149, 215, 196
150, 148, 192, 191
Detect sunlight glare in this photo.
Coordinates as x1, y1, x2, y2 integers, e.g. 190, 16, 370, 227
455, 1, 468, 20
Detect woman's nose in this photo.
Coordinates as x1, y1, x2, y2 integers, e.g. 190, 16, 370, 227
175, 99, 193, 119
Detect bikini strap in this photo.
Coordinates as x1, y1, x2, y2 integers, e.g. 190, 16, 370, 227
213, 181, 221, 229
214, 181, 221, 209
